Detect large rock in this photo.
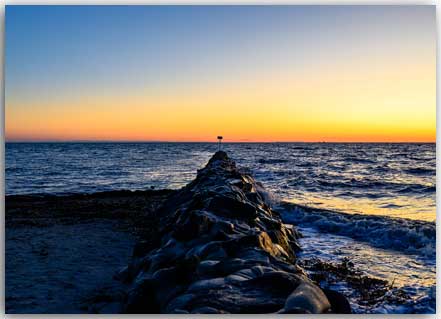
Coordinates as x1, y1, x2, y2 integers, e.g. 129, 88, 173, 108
281, 282, 331, 313
121, 151, 346, 313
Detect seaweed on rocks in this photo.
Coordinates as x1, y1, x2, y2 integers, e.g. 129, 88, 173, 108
300, 257, 410, 312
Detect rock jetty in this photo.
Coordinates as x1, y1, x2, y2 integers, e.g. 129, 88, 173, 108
121, 151, 350, 314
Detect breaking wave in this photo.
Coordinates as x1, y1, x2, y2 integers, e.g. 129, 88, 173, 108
278, 202, 435, 259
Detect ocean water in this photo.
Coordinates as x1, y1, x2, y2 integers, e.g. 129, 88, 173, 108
5, 142, 436, 313
295, 226, 436, 314
6, 142, 435, 221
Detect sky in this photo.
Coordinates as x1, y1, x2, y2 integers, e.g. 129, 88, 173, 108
6, 5, 436, 142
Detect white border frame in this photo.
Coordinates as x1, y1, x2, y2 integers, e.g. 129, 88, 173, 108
1, 1, 438, 318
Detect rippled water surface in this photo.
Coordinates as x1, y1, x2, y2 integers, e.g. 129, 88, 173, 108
6, 142, 435, 221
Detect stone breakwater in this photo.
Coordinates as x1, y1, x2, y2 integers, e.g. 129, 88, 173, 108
121, 152, 350, 314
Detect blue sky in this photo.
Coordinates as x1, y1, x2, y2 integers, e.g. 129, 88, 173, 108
5, 5, 436, 142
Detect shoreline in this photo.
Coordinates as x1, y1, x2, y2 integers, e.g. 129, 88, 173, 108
6, 189, 174, 224
6, 189, 434, 224
5, 185, 435, 313
6, 190, 435, 259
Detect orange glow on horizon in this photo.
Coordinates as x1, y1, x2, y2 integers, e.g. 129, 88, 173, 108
6, 6, 435, 143
6, 61, 435, 143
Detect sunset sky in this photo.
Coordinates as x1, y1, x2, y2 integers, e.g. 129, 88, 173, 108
6, 5, 436, 142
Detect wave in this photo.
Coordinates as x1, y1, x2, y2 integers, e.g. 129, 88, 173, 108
258, 158, 289, 164
316, 179, 435, 194
277, 202, 435, 259
343, 156, 376, 164
404, 167, 436, 175
397, 184, 435, 194
6, 167, 24, 173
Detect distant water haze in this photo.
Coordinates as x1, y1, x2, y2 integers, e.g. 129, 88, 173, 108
6, 142, 436, 222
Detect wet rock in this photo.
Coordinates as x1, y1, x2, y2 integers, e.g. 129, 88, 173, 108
245, 270, 301, 295
283, 282, 331, 314
124, 278, 159, 313
172, 211, 216, 241
132, 240, 151, 258
323, 288, 352, 314
113, 266, 130, 282
122, 151, 337, 314
207, 195, 258, 220
191, 306, 228, 314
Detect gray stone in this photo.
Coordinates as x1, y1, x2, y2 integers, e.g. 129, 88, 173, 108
283, 282, 331, 314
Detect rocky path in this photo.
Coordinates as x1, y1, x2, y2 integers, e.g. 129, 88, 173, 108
121, 152, 350, 314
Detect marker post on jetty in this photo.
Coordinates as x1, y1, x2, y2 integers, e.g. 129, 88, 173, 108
217, 136, 223, 151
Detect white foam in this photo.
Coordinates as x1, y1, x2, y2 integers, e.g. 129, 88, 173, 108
279, 203, 436, 259
296, 226, 436, 314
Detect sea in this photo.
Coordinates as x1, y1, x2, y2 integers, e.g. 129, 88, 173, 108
5, 142, 436, 313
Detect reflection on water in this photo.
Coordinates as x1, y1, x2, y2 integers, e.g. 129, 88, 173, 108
285, 194, 435, 221
6, 142, 436, 221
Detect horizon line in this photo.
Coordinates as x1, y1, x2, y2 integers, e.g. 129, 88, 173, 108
5, 140, 436, 144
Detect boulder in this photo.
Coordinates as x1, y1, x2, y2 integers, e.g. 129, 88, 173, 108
282, 282, 331, 314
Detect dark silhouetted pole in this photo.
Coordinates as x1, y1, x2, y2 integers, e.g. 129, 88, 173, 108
217, 136, 223, 151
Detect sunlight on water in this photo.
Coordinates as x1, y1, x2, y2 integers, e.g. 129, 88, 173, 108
285, 195, 435, 222
6, 142, 435, 222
